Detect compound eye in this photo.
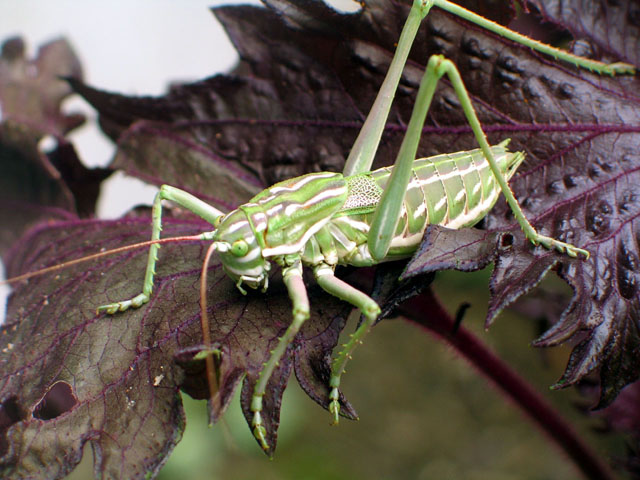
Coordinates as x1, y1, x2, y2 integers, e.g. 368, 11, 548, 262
231, 239, 249, 257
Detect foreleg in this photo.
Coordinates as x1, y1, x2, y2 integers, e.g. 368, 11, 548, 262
98, 185, 225, 314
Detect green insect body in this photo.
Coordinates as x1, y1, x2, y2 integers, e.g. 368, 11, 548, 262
209, 140, 524, 446
214, 140, 522, 292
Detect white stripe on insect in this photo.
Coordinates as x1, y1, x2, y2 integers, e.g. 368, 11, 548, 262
413, 202, 427, 219
251, 211, 268, 232
337, 217, 369, 233
283, 187, 347, 217
227, 220, 249, 234
445, 193, 499, 229
327, 223, 357, 251
266, 172, 338, 196
434, 196, 447, 212
409, 156, 494, 190
265, 204, 284, 217
262, 216, 334, 257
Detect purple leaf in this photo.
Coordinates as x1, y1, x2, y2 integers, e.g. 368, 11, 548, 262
0, 37, 107, 257
597, 381, 640, 472
0, 125, 76, 257
1, 216, 351, 477
0, 37, 84, 136
525, 0, 640, 67
391, 0, 640, 406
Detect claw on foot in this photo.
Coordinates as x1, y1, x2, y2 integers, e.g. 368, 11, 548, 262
603, 62, 636, 76
329, 387, 340, 425
252, 411, 269, 452
96, 293, 150, 315
528, 234, 590, 260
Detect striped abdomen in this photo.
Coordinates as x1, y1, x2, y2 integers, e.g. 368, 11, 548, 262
329, 139, 524, 265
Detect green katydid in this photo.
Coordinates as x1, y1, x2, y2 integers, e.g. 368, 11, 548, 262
3, 0, 635, 454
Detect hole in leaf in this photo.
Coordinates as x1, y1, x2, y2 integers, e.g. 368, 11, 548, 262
501, 233, 514, 248
33, 381, 77, 420
0, 396, 27, 456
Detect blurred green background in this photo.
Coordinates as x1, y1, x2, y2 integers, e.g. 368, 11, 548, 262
67, 267, 624, 480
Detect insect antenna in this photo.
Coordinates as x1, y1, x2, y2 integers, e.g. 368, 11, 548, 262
200, 241, 221, 417
1, 234, 211, 286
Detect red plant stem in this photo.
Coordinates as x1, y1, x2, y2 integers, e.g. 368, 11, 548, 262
397, 289, 615, 480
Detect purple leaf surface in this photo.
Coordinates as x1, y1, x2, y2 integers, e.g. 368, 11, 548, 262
96, 0, 639, 406
597, 381, 640, 472
525, 0, 640, 67
0, 37, 107, 257
1, 216, 351, 478
0, 37, 84, 136
2, 0, 640, 478
386, 0, 640, 406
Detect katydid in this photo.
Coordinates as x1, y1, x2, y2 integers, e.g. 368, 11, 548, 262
2, 0, 634, 454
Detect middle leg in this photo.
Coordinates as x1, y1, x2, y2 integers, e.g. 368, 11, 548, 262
251, 260, 310, 452
313, 264, 381, 424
